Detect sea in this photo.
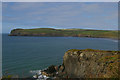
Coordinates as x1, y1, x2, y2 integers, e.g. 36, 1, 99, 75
2, 34, 118, 78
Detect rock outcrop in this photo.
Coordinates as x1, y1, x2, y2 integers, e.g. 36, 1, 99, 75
62, 49, 119, 78
42, 49, 120, 79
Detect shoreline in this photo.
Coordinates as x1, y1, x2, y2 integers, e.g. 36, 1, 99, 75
31, 49, 120, 79
2, 49, 120, 79
8, 34, 119, 40
9, 28, 119, 40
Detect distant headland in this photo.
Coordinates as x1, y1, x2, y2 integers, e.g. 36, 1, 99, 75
9, 28, 119, 40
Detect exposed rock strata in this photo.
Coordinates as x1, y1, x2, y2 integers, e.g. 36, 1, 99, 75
42, 49, 119, 79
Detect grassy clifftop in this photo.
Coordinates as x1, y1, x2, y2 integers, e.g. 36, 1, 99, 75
40, 49, 120, 79
9, 28, 119, 39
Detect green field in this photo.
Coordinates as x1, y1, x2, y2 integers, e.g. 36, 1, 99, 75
9, 28, 119, 39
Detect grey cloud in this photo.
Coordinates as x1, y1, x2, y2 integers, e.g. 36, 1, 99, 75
2, 0, 120, 2
3, 2, 118, 30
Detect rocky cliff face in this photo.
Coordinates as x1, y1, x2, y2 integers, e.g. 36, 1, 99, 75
62, 49, 119, 78
42, 49, 119, 79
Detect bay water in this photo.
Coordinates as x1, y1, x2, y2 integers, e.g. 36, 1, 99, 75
2, 34, 118, 77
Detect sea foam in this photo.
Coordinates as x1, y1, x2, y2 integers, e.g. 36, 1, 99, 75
30, 70, 49, 80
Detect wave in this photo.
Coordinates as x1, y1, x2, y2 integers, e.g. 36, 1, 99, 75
30, 70, 42, 75
112, 40, 118, 42
30, 69, 49, 80
109, 39, 118, 43
102, 38, 118, 43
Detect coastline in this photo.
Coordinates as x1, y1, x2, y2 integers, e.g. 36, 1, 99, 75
8, 34, 119, 40
2, 35, 118, 79
31, 49, 119, 79
9, 28, 119, 40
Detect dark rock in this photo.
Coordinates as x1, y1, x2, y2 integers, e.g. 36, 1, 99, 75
44, 65, 56, 74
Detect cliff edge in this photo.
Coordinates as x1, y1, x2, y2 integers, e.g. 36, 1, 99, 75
41, 49, 119, 79
62, 49, 119, 78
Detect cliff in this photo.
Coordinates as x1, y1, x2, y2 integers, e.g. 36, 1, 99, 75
2, 49, 119, 79
62, 49, 119, 78
41, 49, 120, 79
9, 28, 119, 39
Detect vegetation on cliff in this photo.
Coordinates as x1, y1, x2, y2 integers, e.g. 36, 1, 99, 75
41, 49, 120, 79
9, 28, 119, 39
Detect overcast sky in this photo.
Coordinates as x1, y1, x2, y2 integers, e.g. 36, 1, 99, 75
2, 2, 118, 33
2, 0, 120, 2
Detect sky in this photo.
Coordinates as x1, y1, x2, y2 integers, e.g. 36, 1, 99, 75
2, 0, 120, 2
2, 2, 118, 33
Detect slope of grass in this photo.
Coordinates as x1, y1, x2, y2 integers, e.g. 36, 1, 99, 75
10, 28, 119, 39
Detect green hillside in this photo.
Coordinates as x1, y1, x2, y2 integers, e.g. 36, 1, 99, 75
9, 28, 119, 39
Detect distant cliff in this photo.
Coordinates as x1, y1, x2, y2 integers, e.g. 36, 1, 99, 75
9, 28, 119, 39
41, 49, 119, 79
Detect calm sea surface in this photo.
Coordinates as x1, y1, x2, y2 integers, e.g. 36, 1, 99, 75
2, 34, 118, 77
